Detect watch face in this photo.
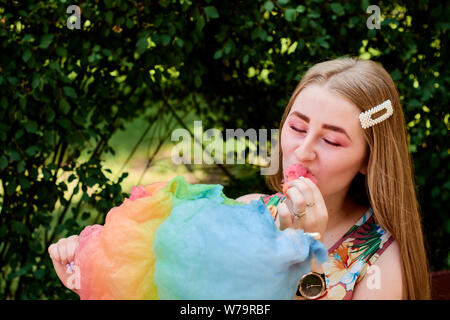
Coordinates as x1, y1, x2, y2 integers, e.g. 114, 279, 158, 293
299, 273, 324, 298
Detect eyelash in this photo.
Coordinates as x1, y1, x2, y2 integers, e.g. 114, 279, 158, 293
290, 126, 341, 147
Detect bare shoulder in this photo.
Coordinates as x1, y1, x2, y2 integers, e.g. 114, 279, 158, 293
235, 193, 266, 204
352, 240, 403, 299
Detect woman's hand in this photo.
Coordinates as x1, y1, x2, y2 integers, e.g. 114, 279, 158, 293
275, 177, 329, 239
48, 235, 80, 294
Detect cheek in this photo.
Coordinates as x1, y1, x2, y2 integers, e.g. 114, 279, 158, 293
280, 128, 298, 171
280, 128, 293, 152
318, 149, 366, 191
280, 129, 300, 160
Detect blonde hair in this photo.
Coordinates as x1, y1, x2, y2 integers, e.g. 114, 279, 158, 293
266, 57, 430, 300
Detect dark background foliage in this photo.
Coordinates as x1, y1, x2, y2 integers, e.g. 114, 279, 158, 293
0, 0, 448, 299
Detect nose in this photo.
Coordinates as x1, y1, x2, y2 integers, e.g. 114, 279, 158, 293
294, 136, 316, 162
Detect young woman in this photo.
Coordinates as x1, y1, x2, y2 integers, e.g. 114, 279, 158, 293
237, 57, 430, 300
49, 57, 430, 300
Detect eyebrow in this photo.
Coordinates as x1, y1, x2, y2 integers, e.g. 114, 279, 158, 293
290, 111, 352, 141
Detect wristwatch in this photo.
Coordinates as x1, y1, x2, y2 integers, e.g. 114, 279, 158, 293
296, 272, 327, 299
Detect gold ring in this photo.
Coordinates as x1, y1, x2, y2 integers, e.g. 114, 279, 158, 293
306, 202, 315, 207
294, 210, 307, 219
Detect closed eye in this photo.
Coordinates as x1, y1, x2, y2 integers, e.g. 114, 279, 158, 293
290, 126, 341, 147
290, 127, 306, 134
323, 139, 340, 147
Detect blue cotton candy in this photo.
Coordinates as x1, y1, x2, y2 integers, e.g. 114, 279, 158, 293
153, 177, 328, 300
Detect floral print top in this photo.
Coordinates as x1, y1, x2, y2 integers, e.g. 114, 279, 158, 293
260, 192, 395, 300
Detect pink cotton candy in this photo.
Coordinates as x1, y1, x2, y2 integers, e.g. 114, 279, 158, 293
129, 185, 148, 201
282, 164, 317, 195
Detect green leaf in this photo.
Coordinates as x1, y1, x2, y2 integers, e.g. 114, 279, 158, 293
277, 0, 290, 6
25, 146, 39, 157
285, 8, 297, 22
224, 41, 233, 54
330, 3, 345, 16
105, 11, 114, 25
136, 37, 148, 54
264, 1, 274, 12
390, 70, 402, 81
32, 74, 40, 89
175, 38, 184, 48
68, 174, 77, 183
63, 86, 77, 99
0, 155, 7, 170
160, 34, 171, 46
196, 15, 206, 31
35, 269, 45, 279
81, 192, 90, 202
57, 118, 72, 130
39, 34, 54, 49
258, 29, 268, 41
24, 120, 38, 133
46, 108, 55, 122
22, 49, 32, 62
81, 212, 91, 220
12, 220, 29, 235
43, 130, 53, 144
88, 53, 96, 63
17, 160, 25, 173
204, 6, 219, 19
22, 34, 34, 42
8, 150, 21, 161
194, 75, 202, 88
59, 99, 71, 114
296, 5, 305, 13
409, 99, 421, 108
102, 49, 112, 56
214, 49, 223, 59
19, 176, 30, 188
56, 47, 68, 57
116, 16, 125, 26
126, 18, 134, 29
15, 129, 24, 139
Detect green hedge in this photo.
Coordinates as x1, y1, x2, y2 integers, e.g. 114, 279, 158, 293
0, 0, 448, 299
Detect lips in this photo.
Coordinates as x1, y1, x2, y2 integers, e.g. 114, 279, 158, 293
282, 163, 317, 194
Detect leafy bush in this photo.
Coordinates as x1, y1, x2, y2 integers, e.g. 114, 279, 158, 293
0, 0, 448, 299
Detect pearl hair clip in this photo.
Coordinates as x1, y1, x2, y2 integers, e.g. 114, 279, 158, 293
359, 99, 394, 129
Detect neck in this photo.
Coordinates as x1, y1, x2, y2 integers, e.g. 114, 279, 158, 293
323, 189, 358, 231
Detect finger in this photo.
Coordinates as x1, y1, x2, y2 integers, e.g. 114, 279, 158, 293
48, 244, 59, 262
50, 255, 78, 294
50, 256, 70, 286
288, 177, 314, 206
278, 202, 293, 230
285, 186, 306, 215
66, 239, 79, 263
57, 240, 68, 266
299, 176, 326, 208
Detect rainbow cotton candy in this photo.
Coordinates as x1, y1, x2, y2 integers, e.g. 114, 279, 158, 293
74, 175, 328, 300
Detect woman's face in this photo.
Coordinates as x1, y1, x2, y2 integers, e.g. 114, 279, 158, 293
281, 84, 369, 199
